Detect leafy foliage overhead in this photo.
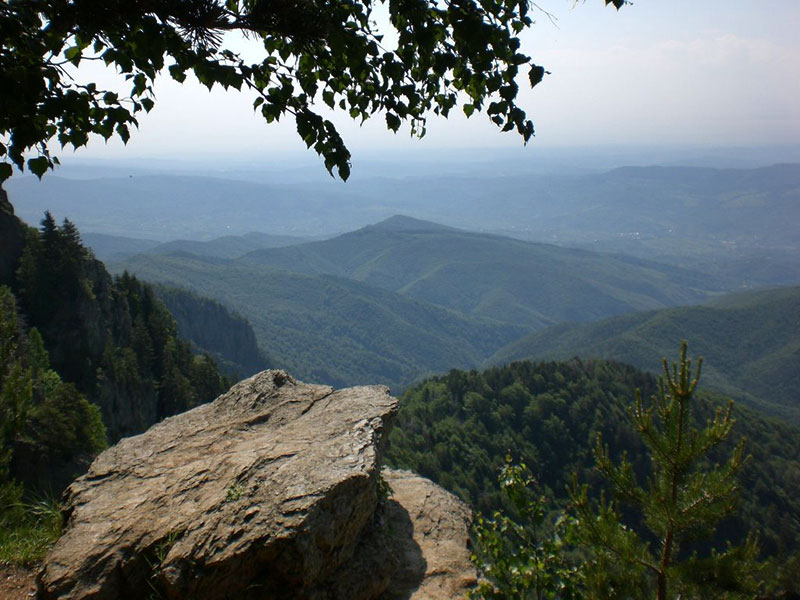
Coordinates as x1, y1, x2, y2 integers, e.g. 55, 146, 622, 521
0, 0, 623, 182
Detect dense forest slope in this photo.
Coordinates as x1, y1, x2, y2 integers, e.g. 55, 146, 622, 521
0, 195, 230, 445
113, 252, 525, 392
1, 284, 107, 494
153, 285, 271, 379
386, 359, 800, 557
490, 286, 800, 423
239, 216, 726, 329
115, 216, 763, 391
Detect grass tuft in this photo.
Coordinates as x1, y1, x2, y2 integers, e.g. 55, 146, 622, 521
0, 495, 63, 566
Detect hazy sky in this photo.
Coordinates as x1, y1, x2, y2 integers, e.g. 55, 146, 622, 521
70, 0, 800, 162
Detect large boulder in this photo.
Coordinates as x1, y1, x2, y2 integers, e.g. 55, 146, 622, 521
37, 371, 476, 600
38, 371, 397, 599
321, 469, 478, 600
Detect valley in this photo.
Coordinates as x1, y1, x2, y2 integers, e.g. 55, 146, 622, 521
2, 159, 799, 597
3, 1, 799, 595
110, 214, 738, 393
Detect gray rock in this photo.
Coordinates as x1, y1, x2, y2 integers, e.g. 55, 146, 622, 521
38, 370, 397, 600
305, 469, 477, 600
380, 469, 477, 600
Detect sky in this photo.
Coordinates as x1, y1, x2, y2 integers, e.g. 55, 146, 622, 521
68, 0, 800, 163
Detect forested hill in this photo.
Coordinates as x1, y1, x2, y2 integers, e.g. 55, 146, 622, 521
114, 214, 753, 392
153, 285, 271, 379
489, 286, 800, 423
238, 215, 725, 329
0, 197, 230, 446
112, 251, 527, 392
386, 358, 800, 558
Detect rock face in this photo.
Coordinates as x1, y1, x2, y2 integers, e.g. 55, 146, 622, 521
381, 469, 477, 599
37, 370, 475, 599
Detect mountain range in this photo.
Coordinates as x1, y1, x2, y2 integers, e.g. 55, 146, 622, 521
9, 163, 799, 255
490, 286, 800, 423
239, 215, 726, 329
114, 215, 742, 392
82, 231, 315, 263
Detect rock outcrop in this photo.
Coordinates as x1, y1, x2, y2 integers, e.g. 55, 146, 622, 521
37, 370, 476, 599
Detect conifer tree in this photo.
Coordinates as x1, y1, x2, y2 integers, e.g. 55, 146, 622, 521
570, 341, 759, 599
0, 286, 32, 507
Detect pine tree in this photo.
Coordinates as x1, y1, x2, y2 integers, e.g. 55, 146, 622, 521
0, 287, 33, 454
570, 341, 759, 599
0, 286, 32, 509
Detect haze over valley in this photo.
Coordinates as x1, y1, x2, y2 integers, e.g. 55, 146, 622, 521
3, 0, 800, 595
8, 154, 797, 414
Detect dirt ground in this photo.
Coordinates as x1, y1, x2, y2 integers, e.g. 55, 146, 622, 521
0, 564, 37, 599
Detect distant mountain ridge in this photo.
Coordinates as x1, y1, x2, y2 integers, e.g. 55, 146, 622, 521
146, 231, 314, 260
116, 215, 740, 391
239, 215, 727, 329
8, 164, 798, 260
84, 231, 315, 263
490, 286, 800, 423
81, 232, 160, 262
366, 214, 458, 233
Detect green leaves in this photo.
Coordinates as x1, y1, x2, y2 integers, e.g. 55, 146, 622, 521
64, 46, 82, 65
27, 157, 51, 179
0, 0, 626, 181
385, 113, 402, 132
528, 64, 547, 88
470, 458, 583, 600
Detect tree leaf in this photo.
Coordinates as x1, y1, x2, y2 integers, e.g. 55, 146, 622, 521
528, 65, 546, 88
27, 157, 50, 179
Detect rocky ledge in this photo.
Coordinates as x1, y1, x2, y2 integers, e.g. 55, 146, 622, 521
37, 370, 475, 599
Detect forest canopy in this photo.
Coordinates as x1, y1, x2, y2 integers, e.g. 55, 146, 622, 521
0, 0, 624, 182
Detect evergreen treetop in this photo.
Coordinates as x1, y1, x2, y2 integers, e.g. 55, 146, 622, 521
570, 341, 758, 599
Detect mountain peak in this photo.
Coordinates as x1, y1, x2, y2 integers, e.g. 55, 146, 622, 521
368, 215, 455, 233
